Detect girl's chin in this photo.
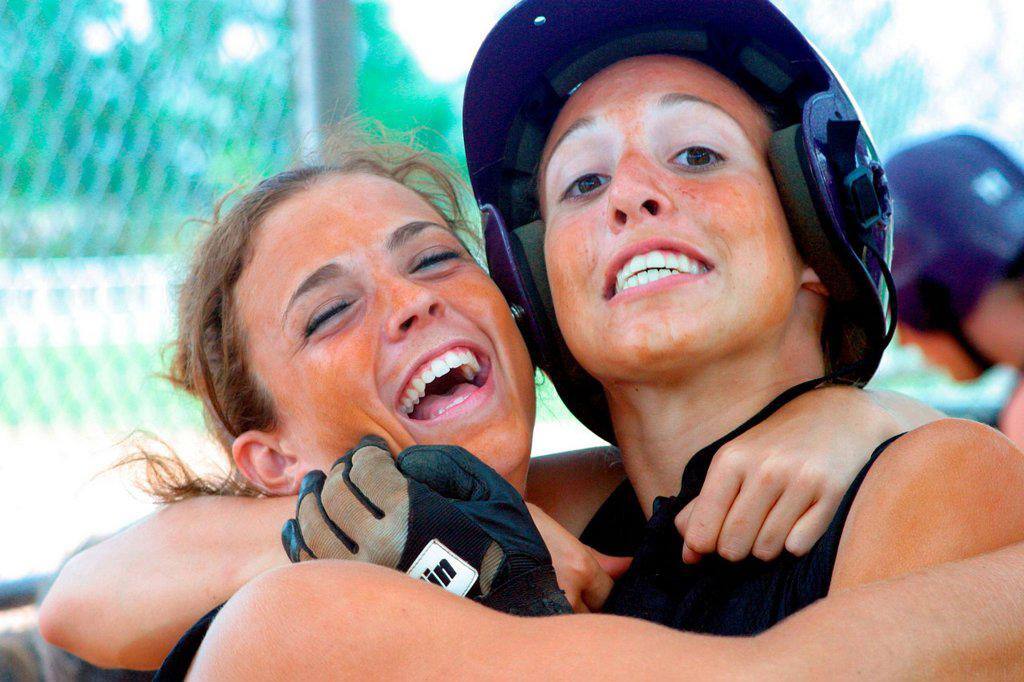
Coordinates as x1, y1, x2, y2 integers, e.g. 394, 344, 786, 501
467, 437, 531, 486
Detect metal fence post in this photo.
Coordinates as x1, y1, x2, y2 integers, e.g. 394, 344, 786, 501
292, 0, 355, 162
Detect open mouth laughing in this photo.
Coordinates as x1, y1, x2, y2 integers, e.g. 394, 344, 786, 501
397, 345, 491, 421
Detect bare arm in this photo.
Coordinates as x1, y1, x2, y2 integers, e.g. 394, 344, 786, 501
38, 494, 293, 670
762, 541, 1024, 678
675, 386, 942, 564
38, 470, 626, 668
189, 543, 1024, 680
832, 418, 1024, 591
527, 388, 943, 560
37, 390, 946, 671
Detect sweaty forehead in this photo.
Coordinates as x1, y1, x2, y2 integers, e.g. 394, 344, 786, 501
543, 55, 772, 162
258, 173, 441, 252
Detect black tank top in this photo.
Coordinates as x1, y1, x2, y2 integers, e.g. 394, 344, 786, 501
582, 384, 903, 636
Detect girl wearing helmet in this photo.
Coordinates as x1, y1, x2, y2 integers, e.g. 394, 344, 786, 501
451, 0, 1024, 635
44, 2, 1024, 675
887, 132, 1024, 447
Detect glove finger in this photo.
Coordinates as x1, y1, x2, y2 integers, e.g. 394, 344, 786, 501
281, 519, 317, 562
336, 437, 410, 517
319, 439, 412, 568
295, 470, 358, 559
397, 444, 507, 502
330, 435, 390, 471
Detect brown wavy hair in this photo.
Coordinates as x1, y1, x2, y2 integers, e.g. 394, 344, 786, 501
127, 127, 477, 503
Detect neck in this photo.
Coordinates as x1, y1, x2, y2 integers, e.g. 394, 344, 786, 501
963, 279, 1024, 368
606, 331, 825, 517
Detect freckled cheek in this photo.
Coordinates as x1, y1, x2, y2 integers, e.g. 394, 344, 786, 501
545, 221, 601, 318
711, 177, 800, 319
453, 275, 534, 394
690, 175, 787, 263
281, 343, 397, 446
445, 274, 512, 334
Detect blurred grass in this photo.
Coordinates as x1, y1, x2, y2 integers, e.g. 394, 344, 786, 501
1, 343, 200, 429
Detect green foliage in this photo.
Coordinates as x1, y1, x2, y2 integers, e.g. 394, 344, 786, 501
354, 1, 457, 148
0, 0, 459, 258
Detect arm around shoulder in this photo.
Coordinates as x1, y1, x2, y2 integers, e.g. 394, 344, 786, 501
189, 546, 1024, 680
187, 561, 749, 680
38, 494, 293, 670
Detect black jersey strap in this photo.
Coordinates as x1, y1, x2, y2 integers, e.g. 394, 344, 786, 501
675, 243, 897, 509
604, 376, 836, 624
605, 255, 899, 624
153, 604, 225, 681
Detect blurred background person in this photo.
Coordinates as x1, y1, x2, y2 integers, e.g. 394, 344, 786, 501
888, 132, 1024, 445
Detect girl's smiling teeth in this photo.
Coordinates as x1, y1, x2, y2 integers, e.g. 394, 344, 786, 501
399, 347, 486, 420
613, 249, 709, 297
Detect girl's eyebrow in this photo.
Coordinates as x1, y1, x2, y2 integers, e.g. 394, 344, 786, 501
286, 262, 348, 318
549, 94, 736, 163
385, 220, 448, 251
656, 92, 743, 127
285, 221, 447, 321
545, 116, 596, 168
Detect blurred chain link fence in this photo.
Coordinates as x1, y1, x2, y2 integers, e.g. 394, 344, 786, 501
0, 0, 461, 436
0, 0, 1022, 581
1, 0, 297, 436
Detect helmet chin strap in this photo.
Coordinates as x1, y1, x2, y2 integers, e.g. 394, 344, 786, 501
948, 321, 997, 374
660, 239, 901, 515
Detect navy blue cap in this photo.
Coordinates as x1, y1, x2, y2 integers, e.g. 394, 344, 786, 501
888, 133, 1024, 330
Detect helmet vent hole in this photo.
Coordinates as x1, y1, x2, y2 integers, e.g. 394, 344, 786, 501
533, 15, 546, 26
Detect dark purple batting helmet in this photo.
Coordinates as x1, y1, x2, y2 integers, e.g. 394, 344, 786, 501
888, 133, 1024, 341
464, 0, 895, 442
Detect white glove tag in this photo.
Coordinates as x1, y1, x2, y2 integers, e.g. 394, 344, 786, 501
407, 539, 479, 597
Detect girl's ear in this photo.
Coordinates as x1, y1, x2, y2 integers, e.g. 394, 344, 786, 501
800, 266, 829, 297
232, 431, 304, 495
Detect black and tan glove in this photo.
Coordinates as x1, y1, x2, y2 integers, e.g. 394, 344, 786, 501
281, 436, 571, 617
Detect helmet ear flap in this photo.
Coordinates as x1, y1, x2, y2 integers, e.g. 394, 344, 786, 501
769, 121, 892, 382
769, 124, 835, 290
513, 220, 555, 323
481, 205, 617, 444
481, 206, 556, 370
